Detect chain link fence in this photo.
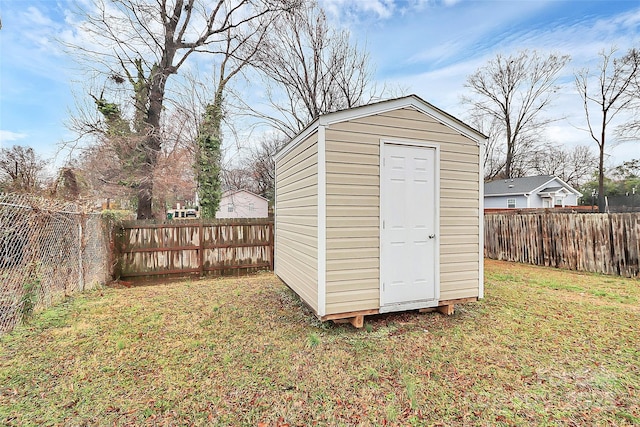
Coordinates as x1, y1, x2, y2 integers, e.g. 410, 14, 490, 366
0, 193, 112, 334
606, 194, 640, 213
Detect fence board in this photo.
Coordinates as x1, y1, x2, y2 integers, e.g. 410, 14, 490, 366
117, 219, 274, 279
485, 212, 639, 278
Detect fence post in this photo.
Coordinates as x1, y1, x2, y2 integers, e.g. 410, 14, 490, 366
78, 220, 85, 292
112, 224, 124, 280
199, 221, 204, 277
269, 221, 275, 271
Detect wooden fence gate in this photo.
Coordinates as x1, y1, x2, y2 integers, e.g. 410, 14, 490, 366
116, 219, 274, 279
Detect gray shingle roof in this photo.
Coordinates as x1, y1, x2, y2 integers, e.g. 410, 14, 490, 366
484, 175, 556, 196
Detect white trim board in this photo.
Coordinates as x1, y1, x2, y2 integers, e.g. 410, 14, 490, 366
317, 125, 327, 317
478, 139, 485, 300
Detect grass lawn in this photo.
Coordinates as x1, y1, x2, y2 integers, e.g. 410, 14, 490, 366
1, 259, 639, 426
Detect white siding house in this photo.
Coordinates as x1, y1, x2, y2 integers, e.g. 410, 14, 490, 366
215, 190, 269, 219
484, 176, 582, 209
274, 95, 486, 327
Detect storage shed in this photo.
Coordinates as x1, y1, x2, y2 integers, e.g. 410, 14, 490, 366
274, 95, 487, 327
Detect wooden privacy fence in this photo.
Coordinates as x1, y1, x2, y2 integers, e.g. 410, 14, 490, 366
484, 212, 639, 278
116, 219, 274, 279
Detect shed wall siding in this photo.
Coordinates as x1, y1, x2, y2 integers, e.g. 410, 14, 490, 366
324, 107, 480, 314
275, 133, 319, 312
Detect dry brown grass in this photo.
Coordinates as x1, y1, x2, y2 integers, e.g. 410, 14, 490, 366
1, 260, 639, 426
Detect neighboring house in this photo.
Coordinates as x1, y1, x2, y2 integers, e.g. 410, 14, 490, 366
484, 175, 582, 209
215, 189, 268, 219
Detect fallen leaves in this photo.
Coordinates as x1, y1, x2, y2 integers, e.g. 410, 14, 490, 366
0, 266, 639, 426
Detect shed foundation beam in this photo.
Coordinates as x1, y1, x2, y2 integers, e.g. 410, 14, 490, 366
332, 315, 365, 328
437, 304, 455, 316
323, 309, 378, 329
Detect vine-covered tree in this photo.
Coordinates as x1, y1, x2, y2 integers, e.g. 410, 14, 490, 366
68, 0, 295, 219
195, 104, 223, 218
193, 17, 275, 218
463, 50, 570, 179
50, 167, 86, 201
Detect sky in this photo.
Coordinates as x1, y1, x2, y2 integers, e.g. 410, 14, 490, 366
0, 0, 639, 171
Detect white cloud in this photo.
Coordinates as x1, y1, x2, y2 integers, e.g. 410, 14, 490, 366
352, 2, 640, 166
322, 0, 397, 23
24, 5, 55, 26
0, 131, 28, 150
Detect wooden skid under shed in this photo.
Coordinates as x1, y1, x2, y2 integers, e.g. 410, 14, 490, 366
322, 297, 478, 328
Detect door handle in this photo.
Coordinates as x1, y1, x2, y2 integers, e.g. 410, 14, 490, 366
428, 234, 436, 239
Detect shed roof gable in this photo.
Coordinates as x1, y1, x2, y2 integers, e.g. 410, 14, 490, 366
275, 94, 487, 162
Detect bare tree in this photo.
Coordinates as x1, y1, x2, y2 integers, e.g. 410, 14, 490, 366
241, 135, 287, 201
463, 50, 570, 179
616, 48, 640, 141
528, 144, 597, 188
612, 158, 640, 180
246, 1, 383, 137
0, 145, 47, 193
222, 168, 254, 192
468, 113, 512, 181
67, 0, 294, 219
575, 47, 640, 211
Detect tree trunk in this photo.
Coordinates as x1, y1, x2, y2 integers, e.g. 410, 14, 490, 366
597, 114, 607, 213
505, 147, 513, 178
135, 71, 166, 219
597, 151, 605, 212
598, 142, 606, 213
504, 124, 514, 178
136, 178, 154, 219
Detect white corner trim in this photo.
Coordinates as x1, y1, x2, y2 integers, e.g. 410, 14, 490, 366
478, 138, 486, 299
317, 125, 327, 317
434, 143, 441, 303
379, 140, 386, 307
274, 162, 279, 276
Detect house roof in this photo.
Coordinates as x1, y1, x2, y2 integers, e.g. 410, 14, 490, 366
221, 189, 268, 201
275, 94, 487, 162
484, 175, 582, 197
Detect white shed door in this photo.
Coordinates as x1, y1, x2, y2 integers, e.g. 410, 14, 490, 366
381, 143, 437, 307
